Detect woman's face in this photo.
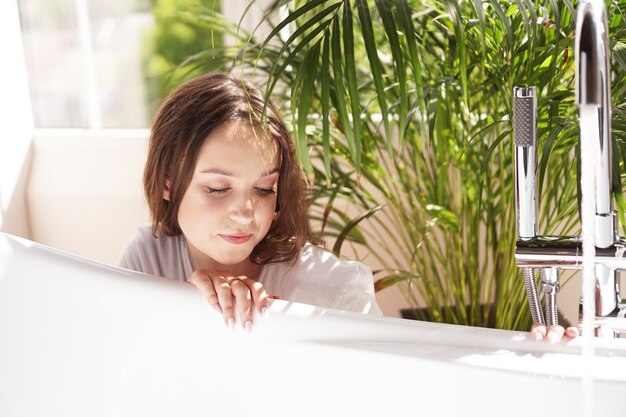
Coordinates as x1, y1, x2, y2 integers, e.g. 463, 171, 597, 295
169, 122, 280, 272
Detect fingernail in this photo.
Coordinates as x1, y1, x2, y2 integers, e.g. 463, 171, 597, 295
227, 317, 235, 330
244, 320, 252, 335
548, 331, 561, 345
214, 303, 223, 314
532, 329, 544, 341
261, 307, 268, 317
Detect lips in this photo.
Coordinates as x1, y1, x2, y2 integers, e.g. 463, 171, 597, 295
219, 233, 253, 245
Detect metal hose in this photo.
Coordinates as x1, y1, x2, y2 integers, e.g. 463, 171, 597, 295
544, 291, 558, 326
541, 268, 559, 327
523, 267, 545, 325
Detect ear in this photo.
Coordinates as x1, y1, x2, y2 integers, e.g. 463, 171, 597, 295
163, 179, 171, 201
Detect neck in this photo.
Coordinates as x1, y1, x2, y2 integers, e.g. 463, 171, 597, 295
186, 244, 262, 280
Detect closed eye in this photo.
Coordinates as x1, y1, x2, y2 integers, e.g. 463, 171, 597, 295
255, 187, 276, 196
206, 187, 230, 195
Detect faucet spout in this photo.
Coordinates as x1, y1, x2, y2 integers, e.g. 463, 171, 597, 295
575, 0, 619, 316
576, 0, 614, 246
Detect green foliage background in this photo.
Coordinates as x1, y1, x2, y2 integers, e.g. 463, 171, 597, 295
156, 0, 626, 330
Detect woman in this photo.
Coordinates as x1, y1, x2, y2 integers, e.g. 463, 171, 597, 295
119, 73, 382, 333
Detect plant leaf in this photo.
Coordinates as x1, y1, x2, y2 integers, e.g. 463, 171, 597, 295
342, 0, 362, 171
294, 41, 321, 174
357, 0, 391, 148
332, 205, 384, 255
374, 273, 421, 292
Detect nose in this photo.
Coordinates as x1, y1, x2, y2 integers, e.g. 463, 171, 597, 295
228, 192, 255, 226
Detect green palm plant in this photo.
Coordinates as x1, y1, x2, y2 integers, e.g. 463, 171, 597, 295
175, 0, 626, 330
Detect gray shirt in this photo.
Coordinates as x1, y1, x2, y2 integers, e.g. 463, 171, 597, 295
119, 226, 382, 315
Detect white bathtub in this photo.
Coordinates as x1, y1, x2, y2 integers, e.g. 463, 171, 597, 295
1, 232, 625, 416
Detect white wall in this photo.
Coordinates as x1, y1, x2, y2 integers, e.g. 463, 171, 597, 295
27, 129, 150, 265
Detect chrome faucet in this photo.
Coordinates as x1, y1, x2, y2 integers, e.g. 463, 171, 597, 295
575, 0, 619, 318
514, 0, 625, 336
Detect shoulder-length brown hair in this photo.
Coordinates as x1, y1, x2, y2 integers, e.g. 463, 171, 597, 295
144, 72, 322, 265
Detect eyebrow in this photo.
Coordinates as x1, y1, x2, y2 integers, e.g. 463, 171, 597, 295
199, 167, 280, 176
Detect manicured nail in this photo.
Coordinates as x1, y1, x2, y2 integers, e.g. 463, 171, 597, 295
227, 317, 235, 330
214, 303, 223, 314
569, 328, 580, 337
244, 320, 253, 335
261, 307, 268, 317
548, 331, 561, 345
532, 329, 544, 341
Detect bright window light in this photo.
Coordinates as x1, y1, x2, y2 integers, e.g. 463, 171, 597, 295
0, 0, 33, 218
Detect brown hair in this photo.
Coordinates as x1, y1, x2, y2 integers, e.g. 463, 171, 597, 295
144, 72, 322, 265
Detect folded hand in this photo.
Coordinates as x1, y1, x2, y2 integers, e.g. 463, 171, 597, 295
188, 269, 272, 333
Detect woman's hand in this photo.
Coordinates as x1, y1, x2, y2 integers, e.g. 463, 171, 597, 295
188, 270, 271, 333
531, 323, 580, 343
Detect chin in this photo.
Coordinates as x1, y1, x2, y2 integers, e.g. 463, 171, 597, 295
212, 248, 254, 266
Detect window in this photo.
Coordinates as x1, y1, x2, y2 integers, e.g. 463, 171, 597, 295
16, 0, 276, 129
18, 0, 153, 128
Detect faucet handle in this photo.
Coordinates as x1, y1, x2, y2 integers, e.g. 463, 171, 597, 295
513, 86, 536, 147
513, 86, 537, 240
